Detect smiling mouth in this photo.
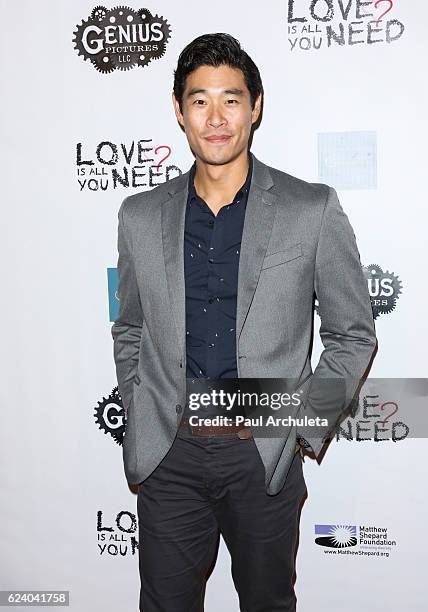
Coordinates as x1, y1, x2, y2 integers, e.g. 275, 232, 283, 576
205, 136, 232, 143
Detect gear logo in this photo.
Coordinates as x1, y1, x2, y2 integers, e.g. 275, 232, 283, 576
94, 386, 125, 445
314, 263, 402, 320
363, 264, 403, 319
73, 6, 172, 73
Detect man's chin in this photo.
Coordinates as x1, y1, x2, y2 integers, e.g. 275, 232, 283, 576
194, 148, 243, 167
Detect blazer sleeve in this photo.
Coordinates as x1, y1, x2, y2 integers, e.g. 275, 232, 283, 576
111, 197, 144, 415
295, 186, 378, 457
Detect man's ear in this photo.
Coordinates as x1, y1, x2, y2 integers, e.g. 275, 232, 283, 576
172, 92, 184, 128
251, 93, 262, 125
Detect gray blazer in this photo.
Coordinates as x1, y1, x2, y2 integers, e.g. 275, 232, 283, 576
111, 151, 377, 495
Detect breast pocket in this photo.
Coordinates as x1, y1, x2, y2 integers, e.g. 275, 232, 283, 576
260, 243, 302, 270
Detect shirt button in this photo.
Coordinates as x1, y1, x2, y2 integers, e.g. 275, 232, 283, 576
175, 404, 182, 413
208, 258, 214, 263
208, 220, 214, 226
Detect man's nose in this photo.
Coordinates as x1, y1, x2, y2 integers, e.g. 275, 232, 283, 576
207, 105, 226, 128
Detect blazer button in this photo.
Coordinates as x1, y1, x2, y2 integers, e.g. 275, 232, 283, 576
176, 404, 182, 414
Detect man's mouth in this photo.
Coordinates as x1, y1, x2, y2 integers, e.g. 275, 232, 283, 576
205, 135, 232, 144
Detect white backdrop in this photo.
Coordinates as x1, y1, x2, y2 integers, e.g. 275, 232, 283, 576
1, 1, 427, 610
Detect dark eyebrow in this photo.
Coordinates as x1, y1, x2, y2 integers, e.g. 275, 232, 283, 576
186, 87, 245, 98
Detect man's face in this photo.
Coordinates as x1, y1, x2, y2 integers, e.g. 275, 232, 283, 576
172, 64, 261, 166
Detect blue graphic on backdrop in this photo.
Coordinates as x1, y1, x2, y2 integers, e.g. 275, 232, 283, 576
318, 130, 377, 189
107, 267, 119, 321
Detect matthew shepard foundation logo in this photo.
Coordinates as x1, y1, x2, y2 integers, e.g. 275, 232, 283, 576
315, 523, 397, 558
315, 524, 357, 548
73, 6, 171, 73
94, 386, 125, 445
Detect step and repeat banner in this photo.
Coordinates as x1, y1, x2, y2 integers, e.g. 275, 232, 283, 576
2, 1, 427, 610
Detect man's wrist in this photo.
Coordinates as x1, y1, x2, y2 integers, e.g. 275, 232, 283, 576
297, 436, 311, 449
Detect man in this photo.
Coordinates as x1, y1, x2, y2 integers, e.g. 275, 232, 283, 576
112, 33, 377, 612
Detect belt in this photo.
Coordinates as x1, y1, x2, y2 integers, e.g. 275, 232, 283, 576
179, 417, 252, 439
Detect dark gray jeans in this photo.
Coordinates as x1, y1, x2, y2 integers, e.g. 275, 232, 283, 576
137, 425, 307, 611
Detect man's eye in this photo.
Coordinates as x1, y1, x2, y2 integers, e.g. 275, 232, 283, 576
227, 99, 238, 104
193, 99, 206, 105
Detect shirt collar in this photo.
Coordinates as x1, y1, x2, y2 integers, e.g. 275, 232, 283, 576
188, 152, 253, 206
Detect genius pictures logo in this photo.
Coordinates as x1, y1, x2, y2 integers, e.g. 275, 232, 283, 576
94, 386, 125, 445
315, 263, 403, 320
73, 6, 171, 73
363, 264, 402, 319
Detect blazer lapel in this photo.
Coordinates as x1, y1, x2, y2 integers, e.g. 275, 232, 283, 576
236, 154, 278, 342
161, 152, 278, 361
161, 169, 190, 360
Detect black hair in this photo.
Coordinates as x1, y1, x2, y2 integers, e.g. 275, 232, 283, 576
173, 33, 263, 113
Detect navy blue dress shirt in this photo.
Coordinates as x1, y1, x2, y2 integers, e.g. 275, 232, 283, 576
181, 154, 311, 452
183, 153, 253, 415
